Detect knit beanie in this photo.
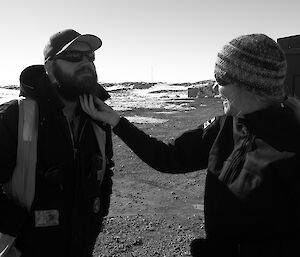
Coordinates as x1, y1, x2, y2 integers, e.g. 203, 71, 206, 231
214, 34, 287, 100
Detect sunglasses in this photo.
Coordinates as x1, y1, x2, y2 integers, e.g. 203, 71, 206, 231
51, 51, 95, 63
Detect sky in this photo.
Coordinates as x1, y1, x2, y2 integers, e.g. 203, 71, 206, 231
0, 0, 299, 86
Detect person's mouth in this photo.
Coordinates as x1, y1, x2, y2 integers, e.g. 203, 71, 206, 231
77, 67, 95, 76
79, 71, 93, 76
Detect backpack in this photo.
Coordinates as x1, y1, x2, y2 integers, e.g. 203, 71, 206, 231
0, 97, 107, 256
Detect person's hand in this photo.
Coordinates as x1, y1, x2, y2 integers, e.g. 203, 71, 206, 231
79, 94, 120, 127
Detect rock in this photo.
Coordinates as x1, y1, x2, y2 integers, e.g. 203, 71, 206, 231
188, 80, 217, 98
132, 82, 155, 89
187, 87, 199, 97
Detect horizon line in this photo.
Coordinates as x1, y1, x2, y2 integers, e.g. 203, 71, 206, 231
1, 79, 216, 88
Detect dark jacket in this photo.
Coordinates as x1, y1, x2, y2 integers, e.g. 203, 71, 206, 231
113, 104, 300, 256
0, 65, 114, 257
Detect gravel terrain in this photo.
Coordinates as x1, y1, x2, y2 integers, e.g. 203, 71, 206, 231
93, 98, 223, 256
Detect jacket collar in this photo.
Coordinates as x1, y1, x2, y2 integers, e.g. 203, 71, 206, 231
236, 105, 300, 151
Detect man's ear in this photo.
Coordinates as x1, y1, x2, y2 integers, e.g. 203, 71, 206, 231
44, 60, 57, 84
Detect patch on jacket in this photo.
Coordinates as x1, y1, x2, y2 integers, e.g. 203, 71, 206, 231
203, 117, 216, 129
35, 210, 59, 227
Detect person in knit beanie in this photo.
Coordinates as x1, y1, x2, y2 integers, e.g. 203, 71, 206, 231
213, 33, 300, 120
79, 33, 300, 257
214, 34, 287, 101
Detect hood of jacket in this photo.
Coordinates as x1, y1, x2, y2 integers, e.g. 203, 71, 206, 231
19, 65, 110, 110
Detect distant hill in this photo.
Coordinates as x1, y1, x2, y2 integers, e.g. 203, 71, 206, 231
100, 80, 215, 89
1, 79, 218, 98
1, 85, 19, 90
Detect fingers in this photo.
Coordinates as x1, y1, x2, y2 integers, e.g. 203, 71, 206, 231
79, 95, 90, 114
79, 94, 120, 126
93, 95, 111, 112
88, 94, 97, 114
79, 94, 106, 119
93, 95, 104, 106
79, 94, 95, 117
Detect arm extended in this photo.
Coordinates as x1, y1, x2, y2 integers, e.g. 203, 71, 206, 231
80, 95, 220, 173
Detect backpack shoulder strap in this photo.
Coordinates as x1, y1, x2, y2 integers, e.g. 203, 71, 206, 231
3, 97, 39, 211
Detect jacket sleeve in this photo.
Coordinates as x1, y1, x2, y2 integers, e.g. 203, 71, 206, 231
113, 116, 221, 173
0, 100, 29, 236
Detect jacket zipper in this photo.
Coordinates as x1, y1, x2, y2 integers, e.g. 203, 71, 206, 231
66, 120, 77, 160
78, 120, 87, 146
66, 118, 87, 160
223, 135, 253, 184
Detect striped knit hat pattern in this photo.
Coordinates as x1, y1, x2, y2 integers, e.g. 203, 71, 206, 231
214, 34, 287, 100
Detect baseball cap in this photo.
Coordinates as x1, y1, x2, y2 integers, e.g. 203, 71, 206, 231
43, 29, 102, 61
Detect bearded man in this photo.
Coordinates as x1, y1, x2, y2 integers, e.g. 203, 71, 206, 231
0, 29, 114, 257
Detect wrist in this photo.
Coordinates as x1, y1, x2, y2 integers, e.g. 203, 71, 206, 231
111, 115, 120, 128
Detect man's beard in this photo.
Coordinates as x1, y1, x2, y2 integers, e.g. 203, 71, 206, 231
52, 64, 99, 101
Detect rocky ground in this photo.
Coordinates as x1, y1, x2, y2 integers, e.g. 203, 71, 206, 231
93, 98, 223, 257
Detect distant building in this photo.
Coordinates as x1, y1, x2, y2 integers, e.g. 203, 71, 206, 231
187, 80, 217, 98
277, 35, 300, 98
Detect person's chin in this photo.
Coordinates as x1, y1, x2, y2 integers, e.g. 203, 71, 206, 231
78, 75, 97, 85
223, 106, 235, 116
59, 92, 79, 102
77, 71, 96, 78
76, 76, 92, 84
224, 109, 231, 116
223, 101, 229, 114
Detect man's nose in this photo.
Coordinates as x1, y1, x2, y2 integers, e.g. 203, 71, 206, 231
80, 58, 95, 70
82, 55, 93, 63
